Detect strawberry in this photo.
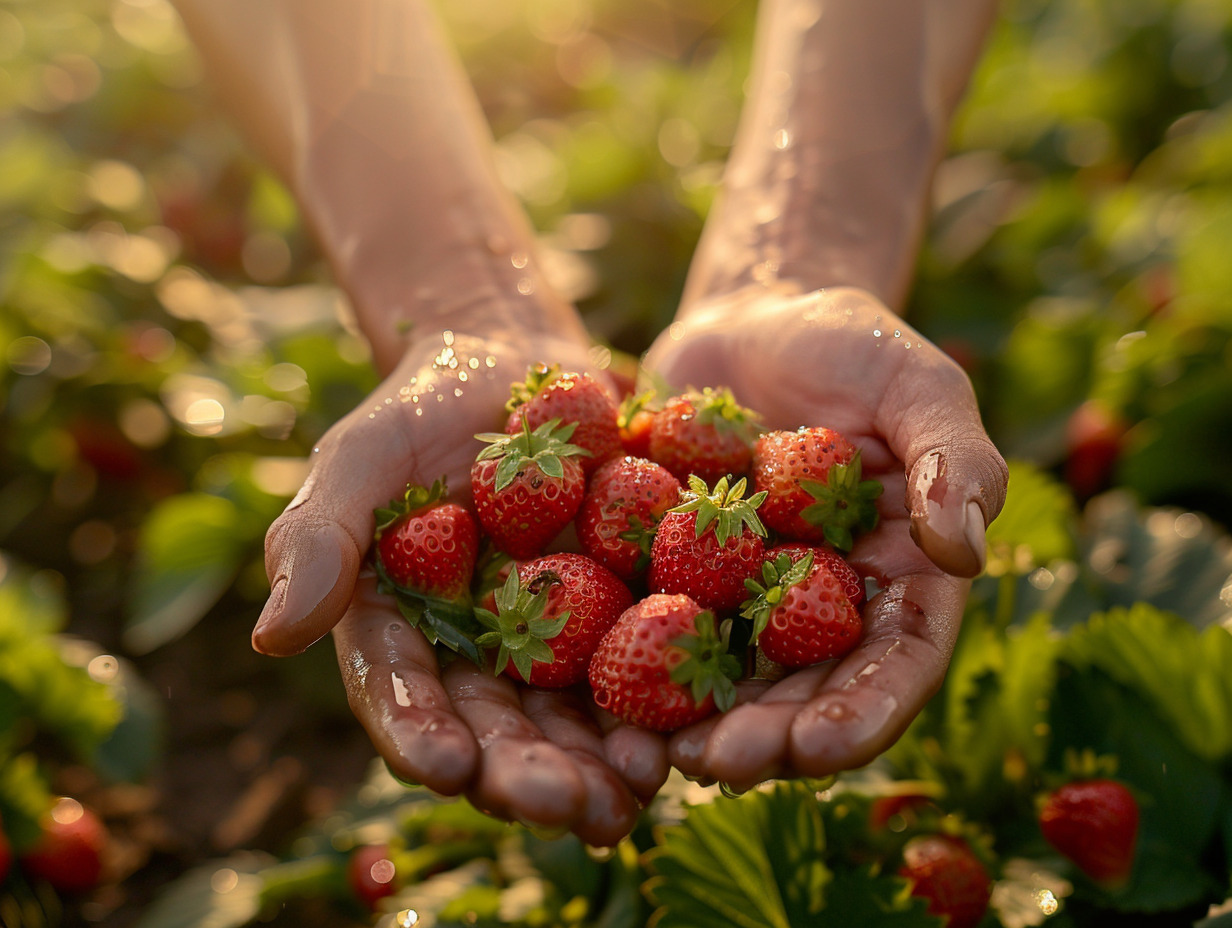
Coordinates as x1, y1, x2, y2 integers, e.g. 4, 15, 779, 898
505, 364, 621, 474
0, 813, 11, 884
576, 456, 683, 582
767, 541, 865, 607
1038, 778, 1139, 887
373, 478, 479, 601
588, 593, 741, 731
648, 387, 761, 484
740, 549, 863, 667
648, 475, 768, 614
1064, 400, 1127, 501
751, 427, 883, 553
897, 834, 992, 928
471, 418, 588, 559
616, 389, 657, 458
347, 843, 400, 910
20, 798, 107, 894
477, 553, 633, 687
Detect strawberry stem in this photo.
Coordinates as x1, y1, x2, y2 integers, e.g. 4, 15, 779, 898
474, 417, 589, 492
739, 550, 815, 643
474, 568, 569, 679
670, 474, 768, 546
798, 449, 883, 553
669, 611, 742, 712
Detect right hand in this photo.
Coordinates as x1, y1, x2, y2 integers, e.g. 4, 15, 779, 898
252, 330, 671, 846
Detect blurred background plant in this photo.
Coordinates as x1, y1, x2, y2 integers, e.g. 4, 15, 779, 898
0, 0, 1229, 924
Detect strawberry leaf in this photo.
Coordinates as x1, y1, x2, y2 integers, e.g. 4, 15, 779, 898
670, 612, 741, 713
740, 551, 815, 643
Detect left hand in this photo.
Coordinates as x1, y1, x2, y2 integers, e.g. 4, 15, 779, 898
641, 284, 1008, 791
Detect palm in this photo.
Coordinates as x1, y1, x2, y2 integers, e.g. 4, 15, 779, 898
642, 286, 1006, 789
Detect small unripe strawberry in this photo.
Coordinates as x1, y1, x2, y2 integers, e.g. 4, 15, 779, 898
1039, 778, 1138, 887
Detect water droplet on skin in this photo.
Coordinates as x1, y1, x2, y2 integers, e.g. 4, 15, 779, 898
893, 329, 901, 338
485, 355, 498, 367
719, 782, 747, 799
384, 397, 393, 405
517, 276, 535, 295
468, 357, 480, 370
454, 387, 464, 397
773, 128, 792, 150
510, 252, 529, 269
368, 412, 376, 419
873, 329, 882, 338
458, 371, 468, 382
669, 321, 686, 341
312, 446, 321, 454
442, 329, 455, 346
414, 407, 423, 416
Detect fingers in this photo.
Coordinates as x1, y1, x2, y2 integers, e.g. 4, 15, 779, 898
332, 575, 480, 795
253, 399, 421, 656
872, 322, 1008, 579
788, 569, 968, 774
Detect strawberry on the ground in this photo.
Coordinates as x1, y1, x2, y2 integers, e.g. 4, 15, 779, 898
471, 417, 588, 559
648, 387, 761, 484
477, 553, 633, 687
616, 389, 657, 458
505, 363, 621, 474
576, 456, 683, 582
0, 813, 11, 883
740, 549, 863, 667
373, 478, 479, 601
588, 593, 741, 731
1038, 778, 1139, 887
20, 798, 107, 894
751, 426, 883, 553
648, 475, 768, 614
897, 834, 992, 928
767, 541, 865, 607
347, 843, 400, 910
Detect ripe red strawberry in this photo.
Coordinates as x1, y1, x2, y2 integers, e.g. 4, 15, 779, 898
648, 387, 761, 484
767, 542, 865, 607
20, 798, 107, 894
471, 418, 588, 559
740, 549, 863, 667
477, 553, 633, 687
897, 834, 992, 928
616, 389, 657, 458
505, 364, 621, 474
0, 813, 11, 884
1039, 778, 1139, 887
576, 456, 683, 582
648, 475, 768, 614
373, 478, 479, 601
588, 593, 741, 731
347, 843, 400, 910
751, 427, 883, 553
1064, 400, 1127, 501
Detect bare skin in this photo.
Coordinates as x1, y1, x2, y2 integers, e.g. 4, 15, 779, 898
173, 0, 1007, 843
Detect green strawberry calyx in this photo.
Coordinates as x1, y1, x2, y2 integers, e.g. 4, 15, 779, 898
798, 449, 883, 554
474, 568, 569, 680
669, 611, 742, 713
739, 550, 815, 643
373, 476, 451, 537
474, 417, 590, 492
505, 361, 562, 414
689, 386, 763, 444
616, 388, 658, 429
670, 474, 768, 546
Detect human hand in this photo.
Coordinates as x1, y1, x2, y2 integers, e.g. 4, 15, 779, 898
253, 330, 670, 845
641, 284, 1008, 791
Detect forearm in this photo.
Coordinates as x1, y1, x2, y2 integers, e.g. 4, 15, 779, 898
682, 0, 997, 313
173, 0, 588, 372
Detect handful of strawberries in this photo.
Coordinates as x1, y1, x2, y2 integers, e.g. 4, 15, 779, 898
372, 363, 883, 732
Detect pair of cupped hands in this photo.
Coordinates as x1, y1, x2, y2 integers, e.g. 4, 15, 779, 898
251, 284, 1008, 847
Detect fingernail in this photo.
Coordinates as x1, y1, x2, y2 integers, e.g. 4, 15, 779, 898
253, 524, 345, 644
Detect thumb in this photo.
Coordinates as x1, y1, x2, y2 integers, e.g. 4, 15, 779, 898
880, 352, 1008, 578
